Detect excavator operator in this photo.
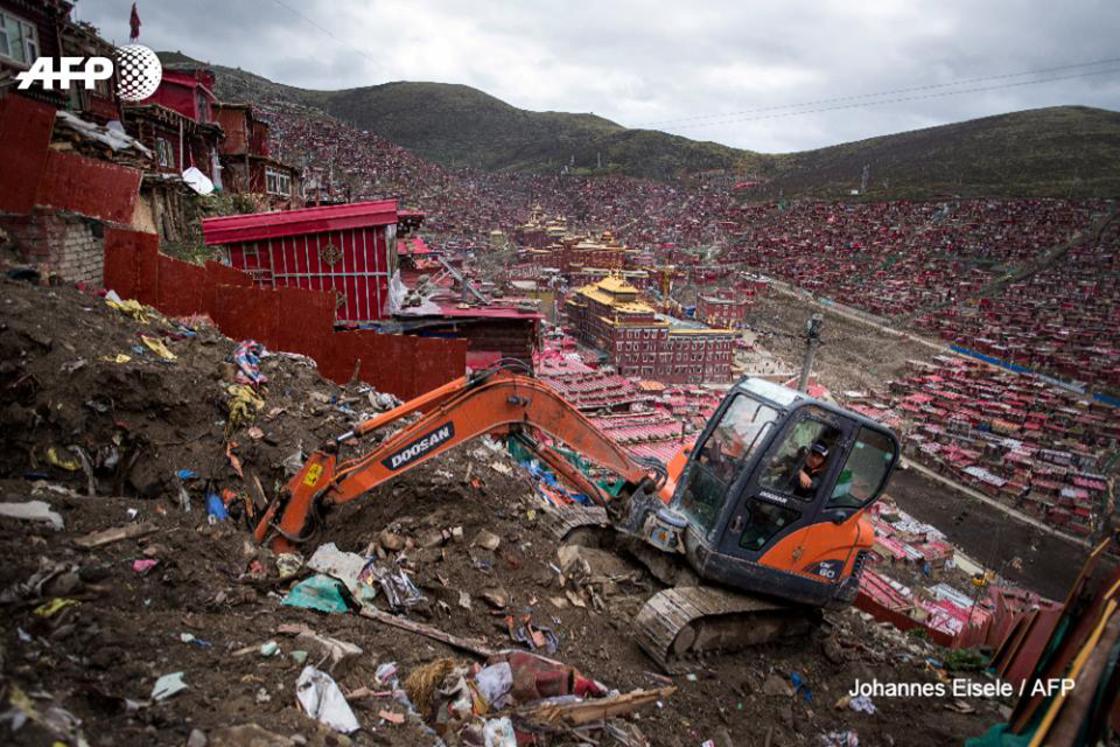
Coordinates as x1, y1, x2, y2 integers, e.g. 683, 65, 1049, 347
768, 440, 831, 500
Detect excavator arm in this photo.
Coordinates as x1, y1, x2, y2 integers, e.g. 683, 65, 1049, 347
254, 368, 661, 552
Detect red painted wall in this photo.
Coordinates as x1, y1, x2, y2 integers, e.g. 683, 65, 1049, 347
102, 231, 465, 399
139, 71, 217, 123
216, 108, 249, 155
103, 228, 160, 304
36, 150, 141, 225
226, 227, 391, 323
157, 255, 207, 317
0, 96, 56, 213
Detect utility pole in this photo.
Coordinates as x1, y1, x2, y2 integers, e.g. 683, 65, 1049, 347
798, 313, 822, 393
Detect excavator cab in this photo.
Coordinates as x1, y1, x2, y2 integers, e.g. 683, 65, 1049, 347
649, 378, 900, 609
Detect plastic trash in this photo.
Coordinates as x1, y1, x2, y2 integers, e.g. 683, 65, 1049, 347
132, 559, 159, 574
232, 340, 268, 386
360, 560, 425, 610
276, 553, 304, 580
791, 671, 813, 703
182, 166, 214, 196
474, 662, 514, 710
849, 694, 876, 714
308, 542, 377, 603
175, 470, 198, 513
820, 730, 859, 747
295, 666, 359, 734
151, 672, 188, 701
34, 598, 79, 618
282, 575, 350, 614
46, 447, 81, 472
140, 335, 177, 361
483, 716, 516, 746
206, 492, 228, 522
0, 500, 64, 530
374, 661, 399, 687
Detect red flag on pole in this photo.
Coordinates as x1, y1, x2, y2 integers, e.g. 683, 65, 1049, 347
129, 3, 141, 41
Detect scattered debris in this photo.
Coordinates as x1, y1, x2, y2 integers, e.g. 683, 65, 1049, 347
232, 340, 268, 386
295, 666, 359, 734
358, 606, 496, 658
0, 500, 64, 530
74, 521, 157, 548
282, 574, 351, 614
277, 623, 363, 674
474, 528, 502, 551
131, 559, 158, 574
151, 672, 188, 702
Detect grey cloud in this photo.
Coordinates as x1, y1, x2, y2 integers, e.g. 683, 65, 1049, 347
76, 0, 1120, 153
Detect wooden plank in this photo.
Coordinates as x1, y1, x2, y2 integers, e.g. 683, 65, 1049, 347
358, 605, 496, 658
74, 521, 158, 549
518, 687, 676, 726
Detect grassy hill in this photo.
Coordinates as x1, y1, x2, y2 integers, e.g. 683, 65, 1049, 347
755, 106, 1120, 199
161, 51, 1120, 196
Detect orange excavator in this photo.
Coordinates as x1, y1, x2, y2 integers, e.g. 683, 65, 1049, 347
255, 365, 900, 670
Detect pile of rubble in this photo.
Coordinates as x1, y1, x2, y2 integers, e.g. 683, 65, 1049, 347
0, 277, 1012, 745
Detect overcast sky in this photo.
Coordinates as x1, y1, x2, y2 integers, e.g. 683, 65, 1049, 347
76, 0, 1120, 153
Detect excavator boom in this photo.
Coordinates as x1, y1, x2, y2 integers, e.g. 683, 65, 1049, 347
254, 366, 903, 672
254, 368, 661, 552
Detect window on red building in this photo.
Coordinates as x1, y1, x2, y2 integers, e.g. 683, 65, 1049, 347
0, 10, 39, 65
156, 139, 175, 169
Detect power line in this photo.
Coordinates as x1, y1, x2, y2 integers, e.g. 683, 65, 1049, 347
636, 57, 1120, 128
268, 0, 380, 70
656, 66, 1120, 131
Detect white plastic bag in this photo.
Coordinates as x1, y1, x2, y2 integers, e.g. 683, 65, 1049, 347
296, 666, 359, 733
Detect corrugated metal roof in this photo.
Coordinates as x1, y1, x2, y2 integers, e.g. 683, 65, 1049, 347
202, 199, 398, 245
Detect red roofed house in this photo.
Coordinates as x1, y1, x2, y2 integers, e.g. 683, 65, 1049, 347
201, 199, 403, 323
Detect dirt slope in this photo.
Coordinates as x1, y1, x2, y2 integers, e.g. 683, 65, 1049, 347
0, 278, 1009, 745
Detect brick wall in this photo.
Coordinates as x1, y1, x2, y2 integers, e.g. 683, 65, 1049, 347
0, 210, 104, 284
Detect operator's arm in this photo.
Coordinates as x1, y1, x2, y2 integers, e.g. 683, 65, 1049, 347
798, 468, 821, 491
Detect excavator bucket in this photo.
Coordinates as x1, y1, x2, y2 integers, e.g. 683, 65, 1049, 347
254, 451, 336, 551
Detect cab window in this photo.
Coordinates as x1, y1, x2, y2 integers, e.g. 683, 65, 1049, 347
759, 418, 840, 502
680, 394, 779, 534
827, 427, 895, 509
739, 502, 801, 552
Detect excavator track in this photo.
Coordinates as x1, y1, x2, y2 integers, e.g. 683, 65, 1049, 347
546, 504, 609, 540
545, 505, 820, 672
635, 586, 816, 673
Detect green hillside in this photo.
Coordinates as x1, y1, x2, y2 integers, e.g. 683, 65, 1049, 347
160, 51, 1120, 196
756, 106, 1120, 199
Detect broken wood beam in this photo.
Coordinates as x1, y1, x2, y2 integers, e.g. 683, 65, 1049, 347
74, 521, 158, 549
357, 605, 496, 658
516, 686, 675, 726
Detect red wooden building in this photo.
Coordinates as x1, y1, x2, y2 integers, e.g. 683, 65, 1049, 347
214, 102, 302, 209
1, 0, 122, 122
122, 68, 223, 182
565, 275, 734, 383
201, 199, 402, 324
696, 290, 750, 329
